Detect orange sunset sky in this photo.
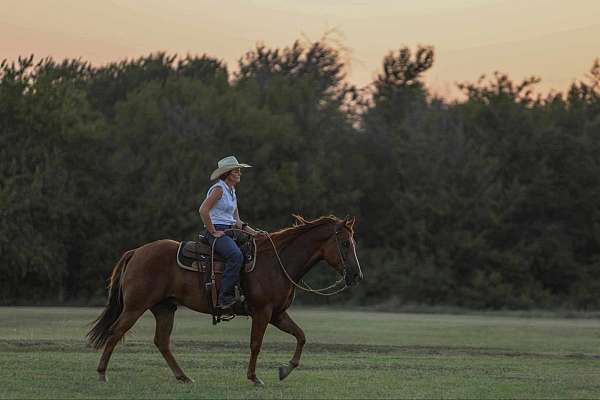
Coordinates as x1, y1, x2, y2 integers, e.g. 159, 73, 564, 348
2, 0, 599, 98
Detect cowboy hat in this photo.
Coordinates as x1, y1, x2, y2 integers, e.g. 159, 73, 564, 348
210, 156, 252, 180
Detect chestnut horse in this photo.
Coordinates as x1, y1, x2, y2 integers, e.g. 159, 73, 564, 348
87, 215, 363, 385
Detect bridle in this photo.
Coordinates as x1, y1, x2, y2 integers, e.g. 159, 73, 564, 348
265, 223, 350, 296
333, 224, 352, 277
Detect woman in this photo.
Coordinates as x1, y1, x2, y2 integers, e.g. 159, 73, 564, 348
199, 156, 266, 309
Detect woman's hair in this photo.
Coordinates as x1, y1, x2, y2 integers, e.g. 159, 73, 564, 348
219, 168, 241, 181
219, 171, 232, 181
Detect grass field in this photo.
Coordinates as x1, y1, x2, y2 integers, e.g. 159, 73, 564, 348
1, 307, 600, 399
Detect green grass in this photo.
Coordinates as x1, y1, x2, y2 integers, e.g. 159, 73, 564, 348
1, 307, 600, 398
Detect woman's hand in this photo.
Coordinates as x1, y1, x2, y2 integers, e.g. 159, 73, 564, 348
245, 226, 268, 238
212, 230, 225, 238
254, 230, 269, 238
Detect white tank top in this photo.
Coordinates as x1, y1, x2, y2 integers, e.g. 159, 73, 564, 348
206, 180, 237, 225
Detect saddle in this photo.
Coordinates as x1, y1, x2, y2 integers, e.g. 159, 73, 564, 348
176, 233, 257, 324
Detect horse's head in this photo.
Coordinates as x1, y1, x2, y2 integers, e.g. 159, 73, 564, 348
320, 216, 364, 287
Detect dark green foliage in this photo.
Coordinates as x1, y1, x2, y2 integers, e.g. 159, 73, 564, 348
1, 46, 599, 309
359, 53, 600, 309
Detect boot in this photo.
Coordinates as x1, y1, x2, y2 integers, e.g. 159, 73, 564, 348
217, 288, 236, 309
217, 297, 236, 309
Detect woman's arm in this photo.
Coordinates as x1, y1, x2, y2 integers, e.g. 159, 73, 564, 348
199, 186, 223, 235
234, 207, 243, 229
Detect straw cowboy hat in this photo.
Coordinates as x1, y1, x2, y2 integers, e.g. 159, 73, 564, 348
210, 156, 252, 180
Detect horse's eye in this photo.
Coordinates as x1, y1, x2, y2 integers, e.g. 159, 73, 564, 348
342, 241, 350, 249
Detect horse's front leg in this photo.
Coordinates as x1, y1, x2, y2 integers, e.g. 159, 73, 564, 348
247, 306, 272, 386
270, 311, 305, 380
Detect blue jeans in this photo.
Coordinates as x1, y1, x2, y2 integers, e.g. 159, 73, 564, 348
205, 224, 243, 302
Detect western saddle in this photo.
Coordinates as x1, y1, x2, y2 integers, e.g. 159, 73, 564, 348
176, 232, 256, 324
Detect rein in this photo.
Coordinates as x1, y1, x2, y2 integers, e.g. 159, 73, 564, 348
211, 225, 348, 296
264, 225, 348, 296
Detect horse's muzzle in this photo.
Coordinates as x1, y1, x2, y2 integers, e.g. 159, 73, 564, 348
345, 271, 363, 287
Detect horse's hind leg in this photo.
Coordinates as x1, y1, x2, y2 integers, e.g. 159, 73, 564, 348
97, 308, 145, 382
270, 311, 306, 380
150, 301, 193, 384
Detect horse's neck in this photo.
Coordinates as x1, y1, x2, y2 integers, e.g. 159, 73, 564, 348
276, 225, 329, 282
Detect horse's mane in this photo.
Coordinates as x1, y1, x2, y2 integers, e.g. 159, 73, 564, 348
257, 215, 343, 253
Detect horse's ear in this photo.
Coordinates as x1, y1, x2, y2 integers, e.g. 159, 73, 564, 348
292, 214, 307, 226
344, 216, 356, 228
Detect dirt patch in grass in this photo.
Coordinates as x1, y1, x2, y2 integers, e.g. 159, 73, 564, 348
2, 339, 599, 361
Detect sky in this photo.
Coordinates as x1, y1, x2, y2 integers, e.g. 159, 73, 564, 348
2, 0, 599, 99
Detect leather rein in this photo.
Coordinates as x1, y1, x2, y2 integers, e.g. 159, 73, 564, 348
265, 223, 349, 296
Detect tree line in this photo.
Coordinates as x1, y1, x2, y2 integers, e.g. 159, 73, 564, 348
1, 41, 599, 309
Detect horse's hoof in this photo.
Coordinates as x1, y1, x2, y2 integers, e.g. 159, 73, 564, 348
279, 362, 297, 380
278, 365, 292, 380
98, 374, 107, 383
176, 375, 194, 384
251, 377, 265, 387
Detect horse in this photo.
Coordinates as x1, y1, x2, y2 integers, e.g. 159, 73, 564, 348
87, 215, 363, 385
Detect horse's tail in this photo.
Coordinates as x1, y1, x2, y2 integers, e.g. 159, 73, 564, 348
86, 249, 136, 349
